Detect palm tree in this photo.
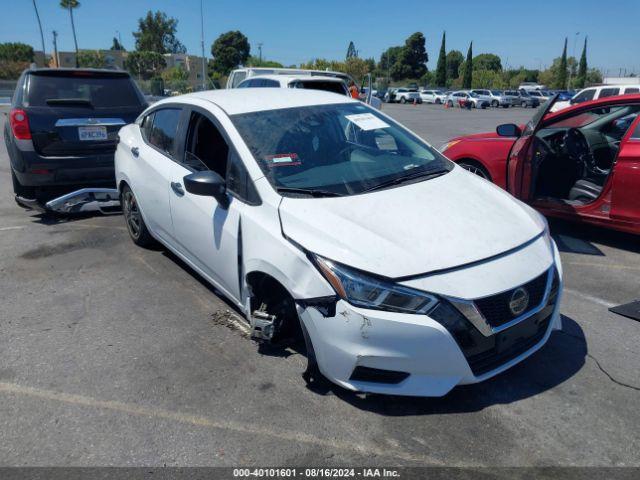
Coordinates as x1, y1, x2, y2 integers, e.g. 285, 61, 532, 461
60, 0, 80, 67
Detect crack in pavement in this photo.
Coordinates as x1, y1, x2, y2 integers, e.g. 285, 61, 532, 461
558, 330, 640, 392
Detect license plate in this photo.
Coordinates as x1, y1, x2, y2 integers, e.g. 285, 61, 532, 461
78, 126, 107, 141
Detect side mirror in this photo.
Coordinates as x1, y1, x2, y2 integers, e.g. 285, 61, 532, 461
496, 123, 521, 137
183, 170, 228, 208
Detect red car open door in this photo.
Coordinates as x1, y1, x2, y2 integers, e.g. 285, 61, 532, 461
610, 115, 640, 225
506, 95, 559, 200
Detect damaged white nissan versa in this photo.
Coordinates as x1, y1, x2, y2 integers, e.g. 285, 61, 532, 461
115, 89, 563, 397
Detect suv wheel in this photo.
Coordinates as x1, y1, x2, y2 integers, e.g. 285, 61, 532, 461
121, 184, 155, 247
400, 97, 407, 104
491, 100, 499, 108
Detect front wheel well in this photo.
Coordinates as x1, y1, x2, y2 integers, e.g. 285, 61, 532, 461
245, 272, 302, 344
456, 158, 492, 181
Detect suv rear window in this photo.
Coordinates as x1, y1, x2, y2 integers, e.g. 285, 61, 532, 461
27, 73, 143, 108
291, 80, 347, 95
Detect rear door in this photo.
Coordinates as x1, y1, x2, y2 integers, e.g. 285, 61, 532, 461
24, 71, 145, 157
506, 95, 559, 199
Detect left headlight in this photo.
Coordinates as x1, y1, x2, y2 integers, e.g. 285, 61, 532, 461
438, 139, 460, 153
312, 255, 438, 314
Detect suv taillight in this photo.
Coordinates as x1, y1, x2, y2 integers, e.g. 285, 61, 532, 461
9, 108, 31, 140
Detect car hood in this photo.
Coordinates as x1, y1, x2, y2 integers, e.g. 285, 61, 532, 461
278, 166, 545, 278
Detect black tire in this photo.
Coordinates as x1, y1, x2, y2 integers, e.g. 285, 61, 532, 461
11, 169, 35, 198
447, 100, 454, 108
121, 184, 155, 247
400, 97, 407, 104
491, 100, 499, 108
458, 160, 492, 181
502, 104, 509, 108
435, 98, 441, 104
521, 101, 527, 108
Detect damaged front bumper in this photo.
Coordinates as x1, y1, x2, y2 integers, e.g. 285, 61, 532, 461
16, 188, 120, 215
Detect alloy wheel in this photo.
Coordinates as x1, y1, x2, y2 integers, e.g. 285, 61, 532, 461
123, 189, 142, 239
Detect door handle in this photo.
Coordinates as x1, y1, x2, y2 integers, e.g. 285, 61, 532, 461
131, 146, 139, 157
171, 181, 185, 196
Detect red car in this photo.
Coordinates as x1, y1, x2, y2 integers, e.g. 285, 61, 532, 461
441, 94, 640, 235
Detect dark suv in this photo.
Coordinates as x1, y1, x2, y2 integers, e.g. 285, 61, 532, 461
4, 68, 147, 201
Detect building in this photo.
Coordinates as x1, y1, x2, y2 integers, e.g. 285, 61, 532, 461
603, 76, 640, 86
163, 53, 206, 88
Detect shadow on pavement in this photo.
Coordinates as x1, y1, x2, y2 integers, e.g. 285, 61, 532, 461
549, 218, 640, 255
310, 315, 586, 415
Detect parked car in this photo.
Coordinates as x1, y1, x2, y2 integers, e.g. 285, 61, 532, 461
471, 89, 511, 108
519, 82, 547, 92
526, 90, 552, 103
393, 88, 422, 104
441, 94, 640, 235
383, 87, 398, 103
5, 68, 147, 203
551, 85, 640, 112
115, 89, 562, 396
446, 91, 489, 109
419, 89, 447, 104
509, 90, 540, 108
237, 74, 350, 96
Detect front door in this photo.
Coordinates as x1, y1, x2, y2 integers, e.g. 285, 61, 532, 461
610, 115, 640, 225
166, 109, 245, 303
506, 94, 559, 200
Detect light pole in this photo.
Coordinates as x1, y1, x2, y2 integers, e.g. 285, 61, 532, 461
32, 0, 46, 57
200, 0, 207, 90
52, 30, 59, 68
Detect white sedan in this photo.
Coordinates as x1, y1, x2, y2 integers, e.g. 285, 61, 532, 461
115, 89, 563, 396
420, 89, 447, 104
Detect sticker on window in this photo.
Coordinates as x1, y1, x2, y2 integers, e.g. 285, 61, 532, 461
265, 153, 301, 167
345, 113, 390, 131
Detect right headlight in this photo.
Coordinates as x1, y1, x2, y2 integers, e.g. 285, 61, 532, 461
311, 254, 439, 314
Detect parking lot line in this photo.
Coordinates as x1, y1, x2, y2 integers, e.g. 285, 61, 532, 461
564, 261, 640, 273
563, 288, 616, 308
0, 381, 441, 465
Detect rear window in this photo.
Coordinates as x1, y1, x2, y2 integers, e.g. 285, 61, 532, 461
598, 88, 620, 99
27, 73, 142, 108
291, 80, 347, 95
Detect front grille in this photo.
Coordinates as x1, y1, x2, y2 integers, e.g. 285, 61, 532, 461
474, 270, 549, 328
436, 269, 560, 377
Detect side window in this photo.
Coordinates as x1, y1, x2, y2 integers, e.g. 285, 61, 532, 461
184, 111, 229, 177
227, 150, 260, 204
262, 79, 279, 87
624, 88, 639, 95
572, 89, 595, 103
140, 112, 154, 141
237, 80, 251, 88
599, 88, 620, 99
148, 108, 181, 157
231, 71, 247, 88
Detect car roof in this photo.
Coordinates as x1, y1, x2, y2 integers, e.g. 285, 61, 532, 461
545, 93, 640, 120
243, 74, 344, 83
155, 88, 358, 115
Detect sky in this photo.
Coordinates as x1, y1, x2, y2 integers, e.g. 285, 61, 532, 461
1, 0, 639, 76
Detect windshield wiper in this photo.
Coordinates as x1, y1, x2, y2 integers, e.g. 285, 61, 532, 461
362, 169, 449, 193
46, 98, 94, 107
276, 187, 343, 198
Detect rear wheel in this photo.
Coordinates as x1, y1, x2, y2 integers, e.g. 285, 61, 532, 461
400, 97, 407, 104
435, 98, 441, 104
458, 160, 492, 181
491, 100, 499, 108
521, 101, 527, 108
11, 169, 35, 198
121, 184, 155, 247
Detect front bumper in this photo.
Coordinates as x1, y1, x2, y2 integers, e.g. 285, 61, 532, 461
299, 241, 563, 397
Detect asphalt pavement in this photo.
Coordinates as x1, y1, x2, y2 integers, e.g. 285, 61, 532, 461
0, 104, 638, 467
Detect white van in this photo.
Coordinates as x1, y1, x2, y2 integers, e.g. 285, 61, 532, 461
551, 84, 640, 112
227, 67, 353, 89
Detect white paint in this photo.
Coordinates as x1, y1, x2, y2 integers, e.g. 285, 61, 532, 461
116, 91, 562, 397
564, 288, 616, 308
345, 113, 390, 131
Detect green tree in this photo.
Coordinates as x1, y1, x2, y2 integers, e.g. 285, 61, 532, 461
211, 31, 250, 75
125, 50, 166, 79
246, 56, 283, 68
60, 0, 80, 67
462, 42, 473, 88
445, 50, 463, 81
585, 68, 602, 86
557, 37, 568, 89
344, 57, 369, 83
0, 42, 34, 62
111, 37, 125, 51
473, 53, 502, 72
401, 32, 428, 79
434, 31, 446, 87
162, 64, 189, 93
378, 46, 403, 79
77, 49, 104, 68
346, 41, 358, 59
575, 37, 588, 89
133, 11, 186, 54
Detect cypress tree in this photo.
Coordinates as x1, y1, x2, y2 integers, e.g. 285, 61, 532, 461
557, 37, 568, 89
435, 31, 447, 87
576, 37, 588, 89
462, 41, 473, 88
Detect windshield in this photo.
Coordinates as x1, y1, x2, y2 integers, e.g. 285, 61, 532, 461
231, 103, 452, 196
491, 90, 501, 95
